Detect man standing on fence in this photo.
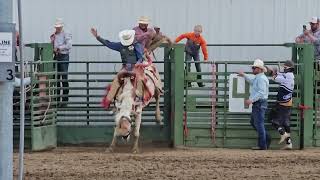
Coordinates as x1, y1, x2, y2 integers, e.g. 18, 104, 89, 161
50, 18, 72, 107
175, 25, 208, 87
266, 61, 295, 150
238, 59, 271, 150
132, 16, 155, 50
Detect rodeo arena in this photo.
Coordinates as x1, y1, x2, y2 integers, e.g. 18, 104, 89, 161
2, 0, 320, 180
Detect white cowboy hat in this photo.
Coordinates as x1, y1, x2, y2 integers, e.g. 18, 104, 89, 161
119, 30, 135, 46
250, 59, 267, 72
137, 16, 150, 24
54, 18, 64, 28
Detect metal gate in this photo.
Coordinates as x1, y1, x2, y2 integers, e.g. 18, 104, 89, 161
183, 43, 315, 149
13, 43, 317, 150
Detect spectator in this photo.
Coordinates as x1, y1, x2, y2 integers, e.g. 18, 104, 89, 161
50, 18, 72, 107
175, 25, 208, 87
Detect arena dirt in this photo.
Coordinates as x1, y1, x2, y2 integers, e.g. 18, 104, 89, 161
13, 147, 320, 180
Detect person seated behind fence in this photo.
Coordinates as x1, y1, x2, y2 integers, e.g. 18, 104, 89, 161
295, 17, 320, 67
50, 18, 72, 106
296, 17, 320, 94
266, 60, 295, 150
238, 59, 271, 150
175, 25, 208, 87
90, 28, 144, 109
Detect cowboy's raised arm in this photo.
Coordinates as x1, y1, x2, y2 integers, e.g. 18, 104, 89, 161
91, 28, 122, 52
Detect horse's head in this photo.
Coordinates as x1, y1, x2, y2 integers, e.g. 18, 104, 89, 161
115, 115, 132, 140
114, 77, 135, 140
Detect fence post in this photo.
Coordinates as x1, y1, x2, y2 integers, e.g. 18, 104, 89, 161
164, 47, 172, 143
86, 62, 90, 125
171, 44, 185, 147
299, 44, 314, 147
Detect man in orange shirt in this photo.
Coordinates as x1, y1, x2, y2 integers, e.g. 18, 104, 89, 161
175, 25, 208, 87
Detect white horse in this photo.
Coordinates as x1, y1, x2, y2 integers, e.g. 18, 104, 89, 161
108, 73, 162, 153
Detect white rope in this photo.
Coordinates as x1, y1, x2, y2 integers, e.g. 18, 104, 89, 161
40, 79, 52, 124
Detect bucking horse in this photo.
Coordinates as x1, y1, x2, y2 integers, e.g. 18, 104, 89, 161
102, 32, 172, 153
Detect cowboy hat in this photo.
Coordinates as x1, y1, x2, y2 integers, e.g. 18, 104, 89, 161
250, 59, 267, 72
54, 18, 64, 28
119, 30, 135, 46
138, 16, 150, 24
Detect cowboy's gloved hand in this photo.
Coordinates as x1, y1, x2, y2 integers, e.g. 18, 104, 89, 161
136, 58, 143, 64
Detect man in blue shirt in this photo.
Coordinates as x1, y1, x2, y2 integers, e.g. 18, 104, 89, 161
90, 28, 144, 110
238, 59, 271, 150
50, 18, 72, 106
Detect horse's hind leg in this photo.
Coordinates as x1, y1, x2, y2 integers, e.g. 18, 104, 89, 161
107, 127, 117, 153
155, 89, 162, 123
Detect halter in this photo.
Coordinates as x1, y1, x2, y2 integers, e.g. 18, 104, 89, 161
119, 115, 132, 139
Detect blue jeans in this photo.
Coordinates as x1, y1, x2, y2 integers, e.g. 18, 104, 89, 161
185, 53, 203, 87
54, 54, 69, 102
250, 99, 270, 149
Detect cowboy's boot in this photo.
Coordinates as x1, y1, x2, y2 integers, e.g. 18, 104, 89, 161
103, 77, 121, 109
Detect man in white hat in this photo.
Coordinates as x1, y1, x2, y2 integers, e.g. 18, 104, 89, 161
238, 59, 270, 150
50, 18, 72, 106
132, 16, 155, 49
296, 17, 320, 63
90, 28, 144, 109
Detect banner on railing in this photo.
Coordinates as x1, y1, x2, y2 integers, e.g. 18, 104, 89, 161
229, 74, 252, 112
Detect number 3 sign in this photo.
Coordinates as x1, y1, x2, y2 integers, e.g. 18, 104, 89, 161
0, 23, 15, 82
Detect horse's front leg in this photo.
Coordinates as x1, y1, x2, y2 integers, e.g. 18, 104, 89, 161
107, 127, 117, 153
155, 89, 162, 123
132, 112, 142, 153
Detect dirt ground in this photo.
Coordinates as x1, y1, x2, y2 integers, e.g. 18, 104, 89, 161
13, 146, 320, 180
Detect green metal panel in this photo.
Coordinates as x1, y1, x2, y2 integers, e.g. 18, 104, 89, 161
29, 43, 58, 151
57, 125, 169, 145
31, 125, 57, 151
296, 44, 314, 147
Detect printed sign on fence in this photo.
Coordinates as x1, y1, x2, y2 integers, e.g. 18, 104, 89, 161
229, 74, 252, 112
0, 32, 13, 62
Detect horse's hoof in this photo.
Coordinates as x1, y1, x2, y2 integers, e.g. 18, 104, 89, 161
132, 148, 140, 154
155, 116, 163, 124
107, 147, 114, 153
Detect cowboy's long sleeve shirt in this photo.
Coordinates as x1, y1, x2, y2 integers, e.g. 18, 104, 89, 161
244, 73, 269, 102
96, 36, 144, 63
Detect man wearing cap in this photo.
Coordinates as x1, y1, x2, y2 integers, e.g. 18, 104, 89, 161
296, 17, 320, 64
238, 59, 270, 150
50, 18, 72, 106
175, 25, 208, 87
90, 28, 144, 109
266, 61, 295, 150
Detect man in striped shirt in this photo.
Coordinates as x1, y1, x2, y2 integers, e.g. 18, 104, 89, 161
267, 60, 295, 150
